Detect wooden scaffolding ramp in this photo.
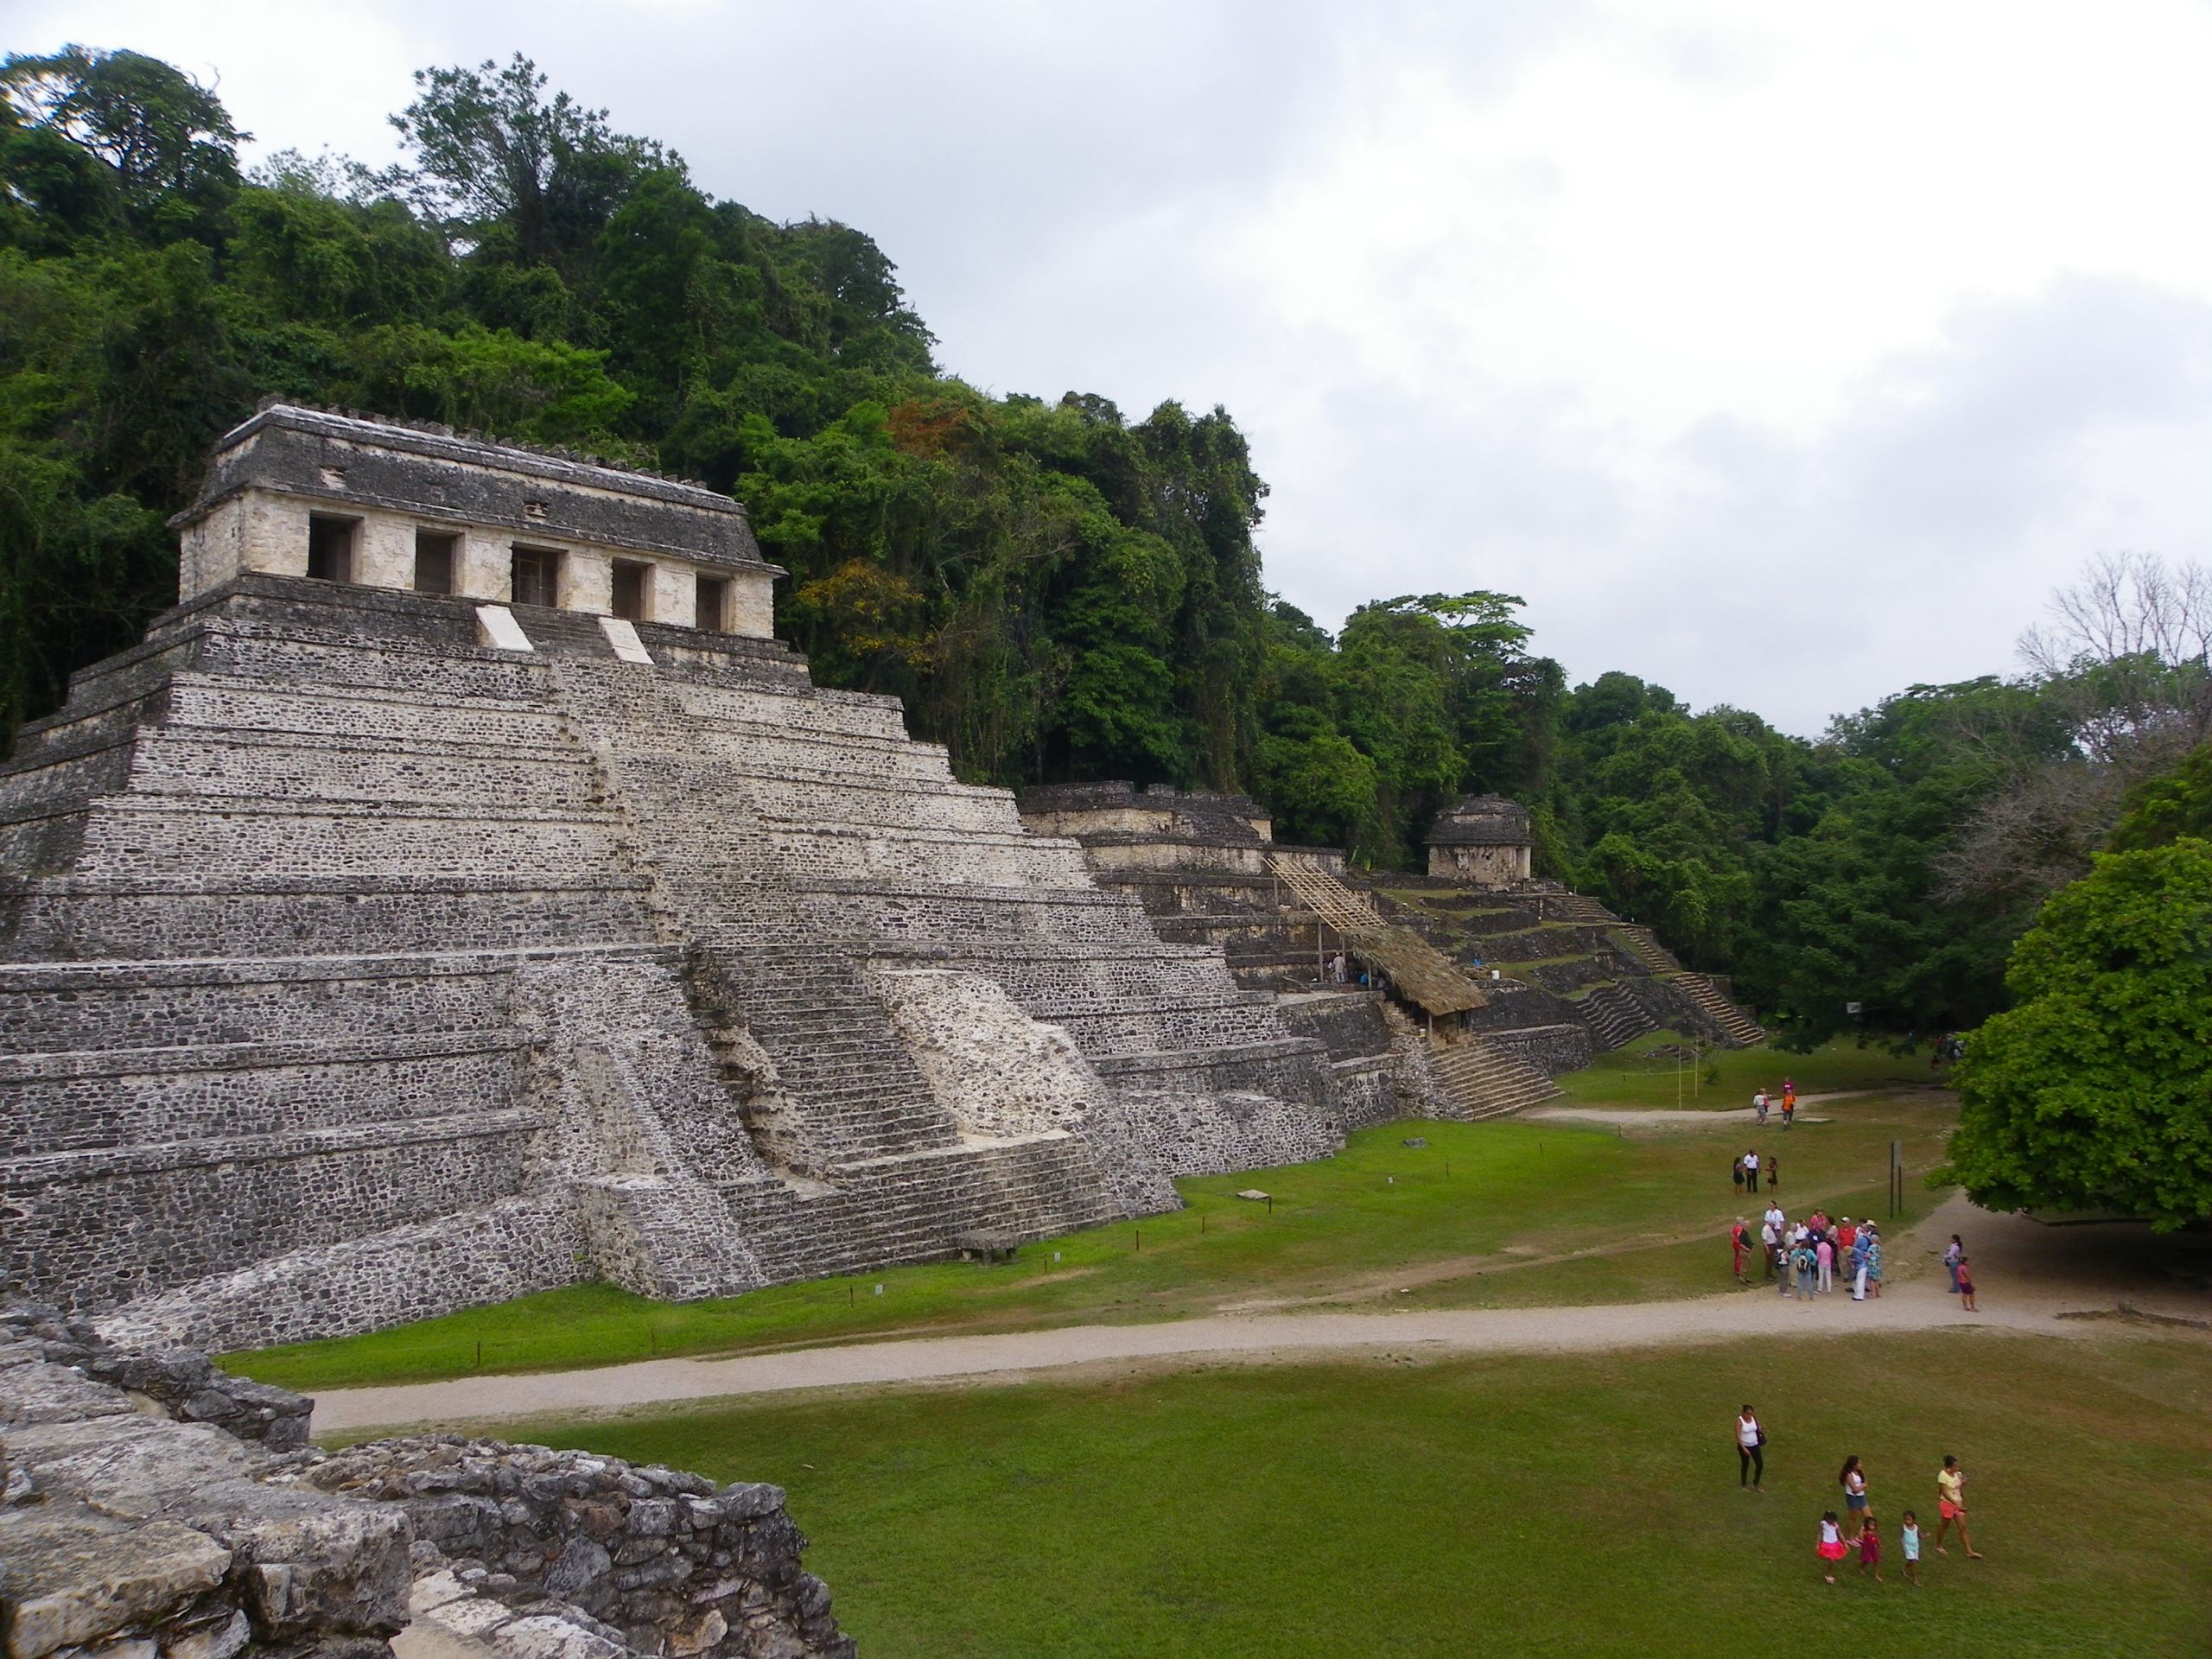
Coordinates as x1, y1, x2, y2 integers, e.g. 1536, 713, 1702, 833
1268, 855, 1558, 1117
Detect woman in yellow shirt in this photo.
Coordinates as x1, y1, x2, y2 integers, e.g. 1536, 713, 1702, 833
1935, 1455, 1984, 1558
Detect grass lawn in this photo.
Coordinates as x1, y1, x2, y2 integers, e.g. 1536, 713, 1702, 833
232, 1093, 1958, 1391
1551, 1029, 1937, 1109
512, 1331, 2212, 1659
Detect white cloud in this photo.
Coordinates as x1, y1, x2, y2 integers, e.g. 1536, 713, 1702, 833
14, 0, 2212, 734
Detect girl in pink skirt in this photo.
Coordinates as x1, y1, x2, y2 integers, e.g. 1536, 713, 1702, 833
1816, 1511, 1849, 1582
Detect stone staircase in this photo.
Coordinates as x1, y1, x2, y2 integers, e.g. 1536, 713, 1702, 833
1422, 1032, 1560, 1119
1608, 926, 1764, 1046
1268, 855, 1487, 1016
1536, 892, 1617, 924
1674, 970, 1768, 1046
1612, 925, 1681, 974
1580, 981, 1660, 1051
544, 659, 963, 1173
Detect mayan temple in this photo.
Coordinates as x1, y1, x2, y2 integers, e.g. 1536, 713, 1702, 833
0, 404, 1356, 1350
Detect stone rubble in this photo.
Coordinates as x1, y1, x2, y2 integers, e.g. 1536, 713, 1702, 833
0, 1304, 853, 1659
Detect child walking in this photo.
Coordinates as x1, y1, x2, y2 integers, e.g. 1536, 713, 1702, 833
1816, 1511, 1849, 1583
1900, 1510, 1922, 1585
1857, 1516, 1883, 1583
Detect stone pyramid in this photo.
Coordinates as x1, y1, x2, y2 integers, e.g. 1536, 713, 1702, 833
0, 405, 1340, 1349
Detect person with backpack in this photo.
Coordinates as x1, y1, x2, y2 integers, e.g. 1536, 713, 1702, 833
1754, 1088, 1770, 1126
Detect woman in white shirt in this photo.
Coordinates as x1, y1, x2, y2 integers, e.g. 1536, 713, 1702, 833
1735, 1405, 1764, 1491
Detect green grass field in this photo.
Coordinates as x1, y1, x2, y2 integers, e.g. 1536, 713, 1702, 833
512, 1331, 2212, 1659
1551, 1030, 1936, 1108
232, 1090, 1956, 1391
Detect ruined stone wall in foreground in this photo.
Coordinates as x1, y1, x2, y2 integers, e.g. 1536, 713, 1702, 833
0, 1303, 853, 1659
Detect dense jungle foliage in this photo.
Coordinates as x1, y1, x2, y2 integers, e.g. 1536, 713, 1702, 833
5, 47, 2209, 1049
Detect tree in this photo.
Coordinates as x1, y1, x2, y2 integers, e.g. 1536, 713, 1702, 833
1948, 840, 2212, 1229
1938, 553, 2212, 904
389, 54, 666, 265
2108, 741, 2212, 852
1, 45, 241, 238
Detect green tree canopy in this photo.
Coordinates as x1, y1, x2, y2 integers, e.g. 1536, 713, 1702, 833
1948, 839, 2212, 1229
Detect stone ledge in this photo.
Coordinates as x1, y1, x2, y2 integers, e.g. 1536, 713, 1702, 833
0, 1028, 530, 1082
1, 873, 652, 897
0, 942, 667, 990
1091, 1036, 1332, 1075
0, 1108, 540, 1185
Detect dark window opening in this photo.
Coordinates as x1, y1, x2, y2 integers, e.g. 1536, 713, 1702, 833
414, 530, 458, 595
306, 515, 357, 583
611, 560, 650, 622
695, 575, 728, 632
511, 546, 562, 608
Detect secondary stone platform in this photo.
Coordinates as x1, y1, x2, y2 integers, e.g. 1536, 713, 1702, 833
0, 406, 1343, 1349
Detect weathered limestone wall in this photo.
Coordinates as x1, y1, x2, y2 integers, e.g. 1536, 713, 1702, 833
170, 406, 781, 639
0, 1304, 854, 1659
1426, 842, 1531, 885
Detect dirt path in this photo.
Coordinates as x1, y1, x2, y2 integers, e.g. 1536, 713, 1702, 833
308, 1193, 2207, 1434
1525, 1105, 1829, 1128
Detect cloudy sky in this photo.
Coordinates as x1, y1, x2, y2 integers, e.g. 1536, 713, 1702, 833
20, 1, 2212, 733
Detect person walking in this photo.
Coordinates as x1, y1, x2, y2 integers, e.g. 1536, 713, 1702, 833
1857, 1516, 1884, 1583
1735, 1405, 1764, 1491
1956, 1255, 1978, 1312
1944, 1235, 1964, 1294
1816, 1511, 1849, 1583
1935, 1457, 1983, 1558
1754, 1088, 1770, 1126
1781, 1090, 1795, 1130
1900, 1510, 1923, 1585
1840, 1456, 1870, 1536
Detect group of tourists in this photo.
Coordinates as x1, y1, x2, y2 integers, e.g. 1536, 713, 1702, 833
1734, 1409, 1986, 1586
1731, 1204, 1884, 1300
1751, 1079, 1797, 1128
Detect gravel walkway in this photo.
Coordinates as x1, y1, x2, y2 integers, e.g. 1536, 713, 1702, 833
309, 1192, 2203, 1434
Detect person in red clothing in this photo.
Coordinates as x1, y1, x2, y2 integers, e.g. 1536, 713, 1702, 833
1858, 1516, 1884, 1582
1731, 1217, 1751, 1282
1956, 1255, 1979, 1312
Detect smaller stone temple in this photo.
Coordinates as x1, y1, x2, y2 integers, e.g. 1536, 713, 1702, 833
1426, 793, 1535, 886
